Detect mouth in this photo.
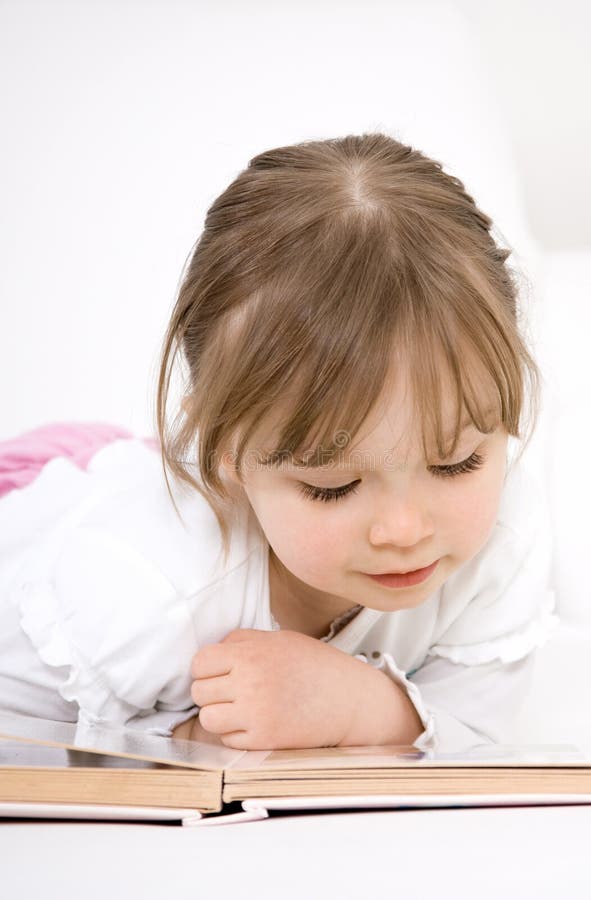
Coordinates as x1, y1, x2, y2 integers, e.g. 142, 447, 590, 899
365, 559, 440, 589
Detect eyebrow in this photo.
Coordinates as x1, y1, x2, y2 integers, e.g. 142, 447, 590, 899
259, 406, 497, 470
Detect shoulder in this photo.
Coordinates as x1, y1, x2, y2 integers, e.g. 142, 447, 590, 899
78, 438, 272, 636
79, 438, 236, 595
2, 437, 270, 722
3, 436, 258, 596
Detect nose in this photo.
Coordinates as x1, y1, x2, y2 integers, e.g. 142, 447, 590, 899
368, 493, 435, 547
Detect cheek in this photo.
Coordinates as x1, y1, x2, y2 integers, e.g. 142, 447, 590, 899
450, 466, 505, 555
293, 520, 359, 586
253, 489, 354, 579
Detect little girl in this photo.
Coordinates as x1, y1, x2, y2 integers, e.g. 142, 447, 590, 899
0, 132, 558, 754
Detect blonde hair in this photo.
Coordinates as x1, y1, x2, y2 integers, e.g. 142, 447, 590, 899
155, 131, 541, 565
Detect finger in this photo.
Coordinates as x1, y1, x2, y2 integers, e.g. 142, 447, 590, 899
221, 731, 252, 750
220, 628, 267, 643
190, 644, 232, 679
198, 702, 241, 736
191, 674, 234, 708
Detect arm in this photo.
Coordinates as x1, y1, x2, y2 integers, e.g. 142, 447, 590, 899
189, 628, 435, 750
4, 519, 202, 736
182, 639, 540, 751
332, 648, 539, 751
333, 660, 425, 747
339, 651, 535, 752
177, 645, 425, 748
320, 645, 539, 751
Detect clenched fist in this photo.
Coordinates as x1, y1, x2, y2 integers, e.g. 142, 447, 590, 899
189, 627, 422, 751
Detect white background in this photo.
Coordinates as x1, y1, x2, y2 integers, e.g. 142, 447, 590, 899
1, 0, 588, 440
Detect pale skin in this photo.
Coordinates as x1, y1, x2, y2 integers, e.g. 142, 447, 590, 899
173, 362, 509, 750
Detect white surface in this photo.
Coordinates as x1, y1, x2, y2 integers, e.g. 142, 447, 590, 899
455, 0, 591, 250
534, 251, 591, 625
507, 621, 591, 748
2, 807, 591, 899
508, 250, 591, 747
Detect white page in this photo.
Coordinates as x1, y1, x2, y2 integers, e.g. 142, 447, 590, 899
242, 793, 591, 812
0, 801, 203, 822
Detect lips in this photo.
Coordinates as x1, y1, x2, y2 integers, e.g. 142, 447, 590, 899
372, 564, 433, 575
366, 559, 440, 589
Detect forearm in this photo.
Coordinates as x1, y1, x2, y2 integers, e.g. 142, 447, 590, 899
338, 665, 424, 747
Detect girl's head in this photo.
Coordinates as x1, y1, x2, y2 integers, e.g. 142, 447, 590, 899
156, 131, 540, 610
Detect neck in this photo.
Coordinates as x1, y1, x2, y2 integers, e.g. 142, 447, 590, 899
268, 548, 358, 639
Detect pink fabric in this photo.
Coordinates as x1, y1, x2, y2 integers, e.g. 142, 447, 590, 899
0, 422, 159, 499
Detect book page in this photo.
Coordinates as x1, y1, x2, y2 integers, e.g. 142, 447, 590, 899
0, 709, 243, 771
2, 709, 588, 775
229, 741, 589, 772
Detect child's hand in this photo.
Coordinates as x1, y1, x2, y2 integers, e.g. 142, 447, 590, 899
189, 628, 422, 750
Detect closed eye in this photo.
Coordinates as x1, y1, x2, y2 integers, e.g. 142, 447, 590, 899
297, 451, 487, 503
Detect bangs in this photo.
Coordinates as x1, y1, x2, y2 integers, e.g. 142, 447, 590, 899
231, 233, 520, 478
241, 339, 504, 475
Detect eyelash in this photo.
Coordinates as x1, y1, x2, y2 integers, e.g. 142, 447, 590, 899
297, 451, 486, 503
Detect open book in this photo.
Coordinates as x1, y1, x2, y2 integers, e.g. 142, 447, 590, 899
1, 709, 591, 824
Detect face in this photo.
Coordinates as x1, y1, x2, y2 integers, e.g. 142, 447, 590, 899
220, 367, 509, 624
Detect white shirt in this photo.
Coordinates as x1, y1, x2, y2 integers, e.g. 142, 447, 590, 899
0, 436, 559, 753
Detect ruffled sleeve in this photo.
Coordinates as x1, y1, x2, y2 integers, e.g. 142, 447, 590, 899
364, 650, 538, 753
353, 650, 437, 749
7, 522, 200, 734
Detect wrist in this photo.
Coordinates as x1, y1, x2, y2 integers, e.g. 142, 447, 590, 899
339, 663, 424, 747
